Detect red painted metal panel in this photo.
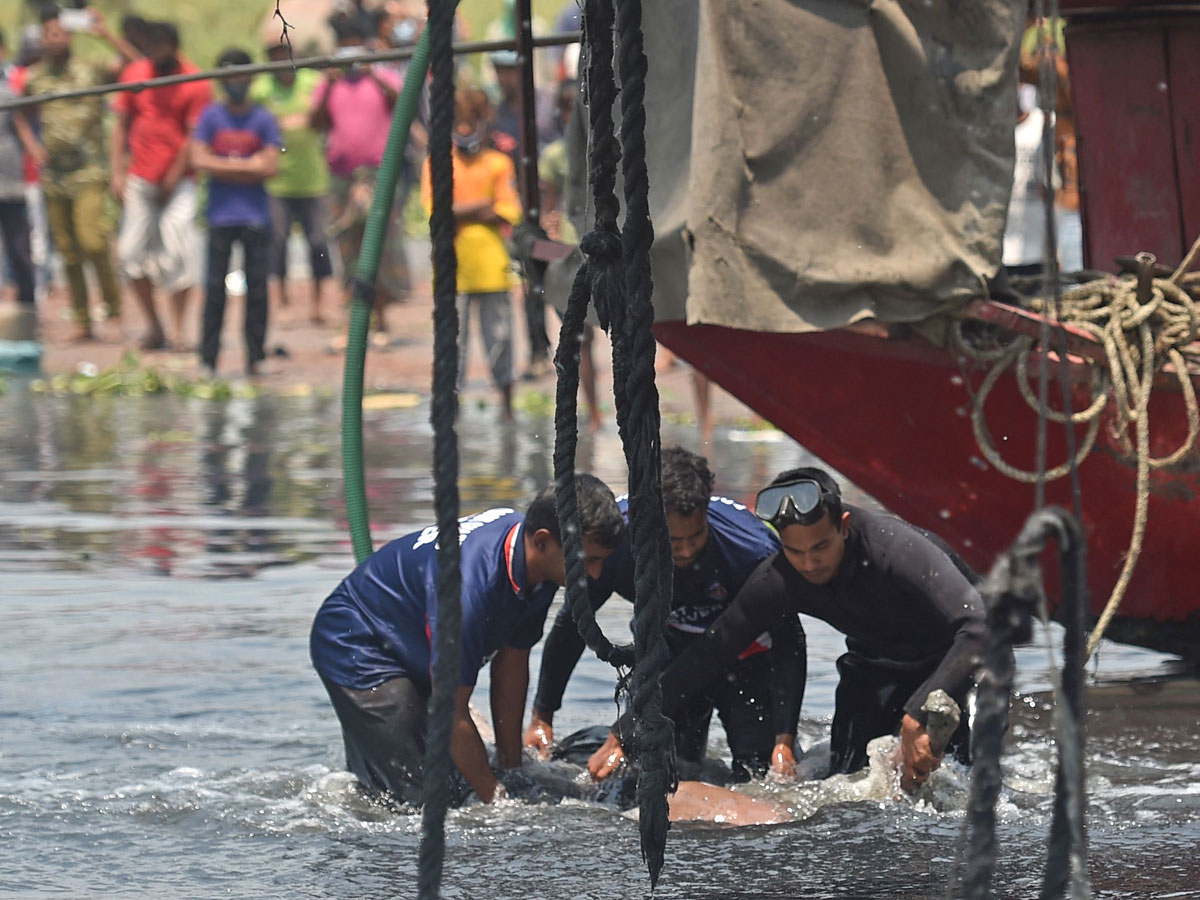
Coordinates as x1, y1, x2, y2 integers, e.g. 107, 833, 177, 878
655, 322, 1200, 644
1067, 22, 1184, 267
1168, 23, 1200, 252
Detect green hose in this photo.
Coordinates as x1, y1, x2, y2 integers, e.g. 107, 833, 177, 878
341, 28, 433, 563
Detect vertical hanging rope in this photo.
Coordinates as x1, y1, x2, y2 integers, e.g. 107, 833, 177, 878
613, 0, 676, 886
951, 508, 1090, 900
1032, 4, 1090, 891
552, 0, 635, 670
556, 0, 674, 884
418, 0, 461, 897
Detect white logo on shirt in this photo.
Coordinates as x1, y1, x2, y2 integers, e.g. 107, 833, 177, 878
412, 507, 516, 550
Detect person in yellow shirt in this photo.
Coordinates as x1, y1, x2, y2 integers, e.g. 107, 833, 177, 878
421, 87, 522, 420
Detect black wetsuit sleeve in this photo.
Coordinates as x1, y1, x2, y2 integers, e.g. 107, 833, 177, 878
613, 555, 788, 739
767, 614, 807, 738
891, 534, 988, 721
532, 582, 619, 717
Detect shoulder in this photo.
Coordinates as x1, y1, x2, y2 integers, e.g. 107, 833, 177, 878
298, 68, 323, 91
249, 75, 272, 101
118, 58, 150, 83
851, 506, 958, 576
254, 105, 279, 128
195, 103, 221, 125
707, 496, 778, 547
740, 550, 791, 595
373, 66, 402, 88
484, 148, 516, 174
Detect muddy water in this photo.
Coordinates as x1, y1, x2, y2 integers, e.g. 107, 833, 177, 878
1, 389, 1197, 899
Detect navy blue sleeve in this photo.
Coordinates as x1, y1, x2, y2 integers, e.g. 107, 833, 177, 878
506, 597, 551, 651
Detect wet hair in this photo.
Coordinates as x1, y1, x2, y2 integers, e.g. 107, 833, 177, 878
766, 465, 843, 524
145, 21, 180, 50
524, 474, 625, 549
217, 48, 252, 68
660, 446, 714, 517
39, 4, 61, 24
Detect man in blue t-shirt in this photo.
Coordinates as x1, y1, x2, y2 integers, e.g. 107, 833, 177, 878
191, 48, 280, 377
310, 475, 626, 806
523, 447, 806, 782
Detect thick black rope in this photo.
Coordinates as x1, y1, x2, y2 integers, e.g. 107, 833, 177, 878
418, 0, 461, 896
551, 0, 635, 671
951, 508, 1090, 899
554, 260, 636, 667
1030, 3, 1090, 892
1041, 502, 1090, 898
614, 0, 676, 886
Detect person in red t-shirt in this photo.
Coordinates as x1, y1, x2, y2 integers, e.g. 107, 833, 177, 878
110, 21, 211, 351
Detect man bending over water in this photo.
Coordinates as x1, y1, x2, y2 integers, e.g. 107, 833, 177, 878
310, 475, 624, 805
525, 447, 806, 782
591, 466, 986, 793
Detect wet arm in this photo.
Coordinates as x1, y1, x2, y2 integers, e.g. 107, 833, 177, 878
895, 539, 988, 721
490, 646, 529, 770
768, 613, 807, 742
450, 684, 501, 801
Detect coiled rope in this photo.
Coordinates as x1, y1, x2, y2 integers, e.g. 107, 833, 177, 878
551, 0, 676, 886
956, 241, 1200, 659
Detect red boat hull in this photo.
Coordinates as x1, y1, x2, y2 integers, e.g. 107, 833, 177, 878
655, 320, 1200, 659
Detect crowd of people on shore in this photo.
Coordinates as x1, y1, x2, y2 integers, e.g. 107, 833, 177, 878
0, 0, 584, 387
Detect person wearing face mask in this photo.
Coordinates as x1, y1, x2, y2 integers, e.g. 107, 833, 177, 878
12, 3, 136, 341
190, 49, 281, 378
249, 43, 333, 326
420, 87, 522, 421
111, 21, 212, 353
310, 18, 406, 346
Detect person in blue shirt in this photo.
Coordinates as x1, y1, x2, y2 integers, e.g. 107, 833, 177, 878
191, 48, 281, 377
523, 447, 806, 782
310, 475, 626, 806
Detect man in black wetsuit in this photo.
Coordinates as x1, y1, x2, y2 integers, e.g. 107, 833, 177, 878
591, 466, 985, 792
525, 447, 806, 782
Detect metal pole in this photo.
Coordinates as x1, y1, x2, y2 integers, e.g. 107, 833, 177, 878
514, 0, 542, 230
0, 32, 581, 112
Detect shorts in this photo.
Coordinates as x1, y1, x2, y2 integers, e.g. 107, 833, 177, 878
117, 175, 201, 292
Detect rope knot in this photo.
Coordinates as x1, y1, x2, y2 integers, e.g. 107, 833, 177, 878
580, 229, 622, 264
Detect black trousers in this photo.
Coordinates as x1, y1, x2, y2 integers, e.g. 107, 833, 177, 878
267, 195, 333, 282
202, 224, 269, 369
829, 651, 972, 775
0, 200, 36, 306
667, 630, 775, 780
320, 674, 471, 807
